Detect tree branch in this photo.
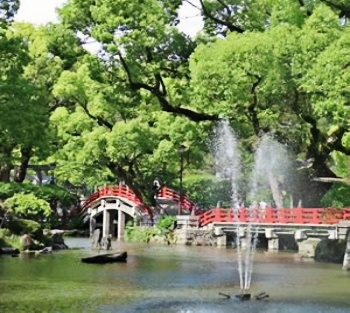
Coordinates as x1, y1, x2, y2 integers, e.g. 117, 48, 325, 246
297, 0, 312, 16
155, 73, 167, 96
117, 50, 218, 122
247, 75, 262, 135
217, 0, 232, 16
73, 96, 113, 130
199, 0, 244, 33
321, 0, 350, 18
184, 0, 201, 10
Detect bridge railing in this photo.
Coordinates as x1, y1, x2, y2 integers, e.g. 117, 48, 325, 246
80, 185, 198, 215
80, 184, 147, 214
157, 187, 196, 212
199, 207, 350, 227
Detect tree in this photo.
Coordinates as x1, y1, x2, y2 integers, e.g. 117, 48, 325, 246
0, 26, 48, 182
189, 4, 350, 205
0, 0, 19, 27
41, 0, 217, 209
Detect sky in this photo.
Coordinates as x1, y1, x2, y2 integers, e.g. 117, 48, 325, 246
15, 0, 204, 37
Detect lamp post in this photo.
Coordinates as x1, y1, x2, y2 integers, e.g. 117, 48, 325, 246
178, 145, 186, 215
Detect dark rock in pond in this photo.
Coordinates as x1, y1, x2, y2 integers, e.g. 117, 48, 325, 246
0, 247, 20, 255
81, 251, 127, 264
51, 233, 68, 250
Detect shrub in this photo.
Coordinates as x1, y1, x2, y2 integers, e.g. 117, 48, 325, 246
0, 229, 21, 250
4, 193, 52, 218
156, 216, 176, 230
7, 218, 42, 237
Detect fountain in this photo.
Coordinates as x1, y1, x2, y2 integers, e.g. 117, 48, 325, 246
214, 121, 292, 301
214, 120, 249, 298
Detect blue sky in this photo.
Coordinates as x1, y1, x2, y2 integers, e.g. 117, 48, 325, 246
15, 0, 203, 37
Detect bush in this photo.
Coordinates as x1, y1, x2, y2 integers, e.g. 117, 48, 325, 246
125, 223, 158, 243
7, 218, 42, 237
0, 229, 22, 250
156, 216, 176, 230
4, 193, 52, 218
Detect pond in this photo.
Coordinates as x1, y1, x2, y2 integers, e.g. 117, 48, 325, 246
0, 237, 349, 312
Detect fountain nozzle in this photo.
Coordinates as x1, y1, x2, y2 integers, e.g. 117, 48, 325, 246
235, 290, 251, 301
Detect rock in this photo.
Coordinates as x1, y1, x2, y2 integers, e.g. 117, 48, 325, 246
20, 234, 35, 250
51, 233, 68, 250
0, 247, 20, 255
36, 247, 52, 254
91, 228, 102, 250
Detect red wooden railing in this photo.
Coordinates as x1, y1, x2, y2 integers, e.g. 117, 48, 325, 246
80, 185, 196, 214
80, 184, 147, 213
156, 186, 197, 212
80, 185, 350, 226
198, 207, 350, 227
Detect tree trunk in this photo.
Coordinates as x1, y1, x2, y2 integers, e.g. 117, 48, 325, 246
14, 147, 32, 183
294, 160, 336, 207
0, 164, 11, 182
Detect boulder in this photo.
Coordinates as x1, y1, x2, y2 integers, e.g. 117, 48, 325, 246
0, 247, 20, 255
51, 233, 68, 250
20, 234, 35, 250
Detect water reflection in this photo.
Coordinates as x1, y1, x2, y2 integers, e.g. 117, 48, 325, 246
0, 238, 349, 312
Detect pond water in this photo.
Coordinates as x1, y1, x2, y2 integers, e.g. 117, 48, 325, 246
0, 237, 349, 312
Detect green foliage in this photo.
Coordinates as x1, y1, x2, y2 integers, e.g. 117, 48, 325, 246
185, 174, 233, 208
0, 230, 21, 250
6, 218, 41, 236
0, 0, 19, 25
65, 216, 86, 230
156, 216, 176, 230
321, 183, 350, 208
4, 193, 52, 218
0, 182, 76, 207
34, 185, 77, 207
125, 223, 158, 243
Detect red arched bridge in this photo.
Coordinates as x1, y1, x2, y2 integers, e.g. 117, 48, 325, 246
81, 184, 350, 239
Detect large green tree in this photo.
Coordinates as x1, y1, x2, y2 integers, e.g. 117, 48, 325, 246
46, 0, 217, 208
0, 22, 87, 183
189, 4, 350, 205
0, 12, 51, 182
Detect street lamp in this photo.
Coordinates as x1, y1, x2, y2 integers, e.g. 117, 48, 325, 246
178, 145, 186, 215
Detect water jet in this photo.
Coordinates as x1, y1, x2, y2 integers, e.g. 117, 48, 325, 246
214, 121, 288, 303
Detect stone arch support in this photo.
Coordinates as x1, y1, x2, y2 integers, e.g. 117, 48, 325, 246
87, 196, 142, 243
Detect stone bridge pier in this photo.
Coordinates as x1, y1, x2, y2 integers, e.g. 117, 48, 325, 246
265, 228, 279, 251
295, 229, 338, 258
216, 224, 346, 259
89, 198, 135, 242
341, 221, 350, 270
